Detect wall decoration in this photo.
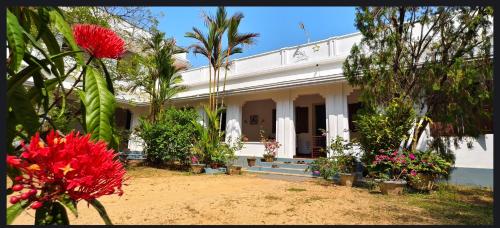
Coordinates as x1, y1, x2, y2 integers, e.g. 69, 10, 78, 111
250, 115, 259, 125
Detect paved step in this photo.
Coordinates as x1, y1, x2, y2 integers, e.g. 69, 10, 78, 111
246, 166, 312, 176
243, 169, 317, 178
257, 161, 310, 169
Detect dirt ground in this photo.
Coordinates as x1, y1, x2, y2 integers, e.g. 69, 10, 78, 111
10, 167, 493, 225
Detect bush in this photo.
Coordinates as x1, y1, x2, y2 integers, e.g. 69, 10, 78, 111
306, 157, 339, 180
407, 150, 453, 179
137, 107, 200, 167
354, 98, 415, 165
329, 136, 358, 173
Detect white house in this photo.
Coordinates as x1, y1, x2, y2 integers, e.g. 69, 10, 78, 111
121, 32, 493, 183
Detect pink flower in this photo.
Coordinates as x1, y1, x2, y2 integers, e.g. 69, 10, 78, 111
409, 154, 415, 160
410, 170, 417, 176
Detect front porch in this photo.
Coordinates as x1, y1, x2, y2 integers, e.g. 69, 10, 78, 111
222, 82, 361, 159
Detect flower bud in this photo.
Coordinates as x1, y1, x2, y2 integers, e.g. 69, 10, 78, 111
20, 192, 31, 200
12, 184, 23, 191
9, 196, 20, 204
28, 189, 37, 196
30, 201, 43, 209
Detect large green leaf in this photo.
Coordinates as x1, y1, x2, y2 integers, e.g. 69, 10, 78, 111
88, 199, 113, 225
7, 200, 30, 225
80, 67, 115, 143
34, 201, 70, 225
6, 9, 26, 72
49, 10, 84, 65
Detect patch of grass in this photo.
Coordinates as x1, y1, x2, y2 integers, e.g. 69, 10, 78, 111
406, 183, 493, 225
264, 195, 282, 200
287, 187, 307, 192
304, 196, 327, 204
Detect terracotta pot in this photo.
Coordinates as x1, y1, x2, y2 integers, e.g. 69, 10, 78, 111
339, 173, 357, 187
379, 180, 407, 195
247, 158, 256, 167
263, 154, 275, 162
227, 165, 242, 175
409, 173, 436, 191
190, 164, 205, 174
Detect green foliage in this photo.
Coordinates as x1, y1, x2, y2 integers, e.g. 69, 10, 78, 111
6, 9, 26, 71
306, 157, 339, 180
79, 67, 116, 143
7, 200, 30, 225
191, 106, 236, 166
408, 150, 453, 178
329, 136, 358, 173
138, 107, 200, 166
354, 98, 415, 164
34, 202, 70, 225
343, 7, 493, 152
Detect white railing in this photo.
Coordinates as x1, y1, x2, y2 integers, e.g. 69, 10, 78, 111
179, 32, 362, 87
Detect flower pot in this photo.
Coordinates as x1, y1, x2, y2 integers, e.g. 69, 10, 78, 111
227, 165, 242, 175
190, 164, 205, 174
379, 180, 407, 195
339, 173, 357, 187
312, 171, 321, 177
409, 173, 436, 191
247, 158, 256, 167
210, 163, 221, 169
263, 154, 275, 162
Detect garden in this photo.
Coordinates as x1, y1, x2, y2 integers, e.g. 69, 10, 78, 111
6, 6, 493, 225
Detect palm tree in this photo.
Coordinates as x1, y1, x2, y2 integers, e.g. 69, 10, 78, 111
220, 12, 259, 108
144, 30, 187, 122
186, 7, 228, 112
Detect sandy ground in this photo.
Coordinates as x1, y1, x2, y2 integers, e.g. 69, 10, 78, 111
8, 167, 476, 225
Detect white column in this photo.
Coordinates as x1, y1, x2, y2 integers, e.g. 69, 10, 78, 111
323, 83, 350, 155
275, 91, 295, 159
225, 101, 242, 145
196, 106, 207, 127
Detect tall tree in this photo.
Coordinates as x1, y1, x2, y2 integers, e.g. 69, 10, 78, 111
343, 7, 493, 154
129, 30, 187, 122
220, 12, 259, 108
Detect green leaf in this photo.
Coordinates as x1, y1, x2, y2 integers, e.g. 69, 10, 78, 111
81, 67, 116, 143
8, 85, 39, 137
88, 199, 113, 225
57, 194, 78, 218
35, 201, 70, 225
98, 59, 115, 95
7, 200, 30, 225
6, 9, 26, 72
7, 50, 80, 96
49, 10, 84, 65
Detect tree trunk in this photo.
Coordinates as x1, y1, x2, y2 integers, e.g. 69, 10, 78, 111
410, 118, 430, 151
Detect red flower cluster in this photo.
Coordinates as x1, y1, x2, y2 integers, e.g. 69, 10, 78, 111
7, 130, 126, 208
73, 24, 125, 59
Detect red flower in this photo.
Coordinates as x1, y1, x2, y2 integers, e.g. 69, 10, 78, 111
7, 130, 126, 208
73, 24, 125, 59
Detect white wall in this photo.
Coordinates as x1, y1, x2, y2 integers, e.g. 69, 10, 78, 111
241, 99, 276, 141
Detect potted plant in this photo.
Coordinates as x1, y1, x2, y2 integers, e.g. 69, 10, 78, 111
190, 156, 205, 174
260, 129, 281, 162
305, 157, 339, 180
407, 150, 452, 191
225, 136, 244, 175
370, 148, 411, 195
330, 136, 358, 187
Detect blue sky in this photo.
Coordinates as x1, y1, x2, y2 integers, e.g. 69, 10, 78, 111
149, 7, 358, 68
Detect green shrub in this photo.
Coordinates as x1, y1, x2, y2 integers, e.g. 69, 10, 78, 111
137, 107, 200, 166
329, 136, 358, 173
354, 98, 416, 165
306, 157, 339, 180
